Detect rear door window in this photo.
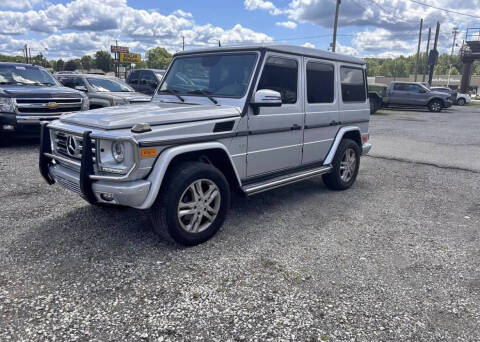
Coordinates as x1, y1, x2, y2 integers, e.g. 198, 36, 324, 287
340, 67, 366, 102
306, 61, 334, 103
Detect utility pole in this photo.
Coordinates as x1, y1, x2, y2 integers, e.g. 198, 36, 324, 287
422, 27, 431, 82
218, 40, 221, 47
28, 48, 32, 65
182, 36, 185, 51
24, 44, 28, 63
414, 19, 423, 82
447, 27, 459, 86
332, 0, 341, 52
428, 21, 440, 86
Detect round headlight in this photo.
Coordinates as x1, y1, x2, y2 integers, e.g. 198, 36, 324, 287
111, 141, 125, 163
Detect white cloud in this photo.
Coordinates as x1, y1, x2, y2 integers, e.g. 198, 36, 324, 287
0, 0, 274, 58
302, 42, 315, 48
336, 43, 359, 56
0, 0, 44, 10
276, 21, 297, 29
244, 0, 282, 15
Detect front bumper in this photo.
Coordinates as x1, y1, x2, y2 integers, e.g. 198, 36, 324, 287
444, 100, 453, 108
39, 123, 151, 208
1, 112, 60, 137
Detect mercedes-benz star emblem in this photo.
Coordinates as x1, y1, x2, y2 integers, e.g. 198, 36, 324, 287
66, 136, 77, 157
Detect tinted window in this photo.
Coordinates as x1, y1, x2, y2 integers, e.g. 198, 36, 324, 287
160, 53, 258, 98
407, 84, 422, 93
340, 67, 366, 102
306, 62, 334, 103
128, 70, 140, 84
0, 65, 58, 86
140, 71, 157, 88
86, 78, 134, 92
58, 77, 84, 89
257, 57, 298, 104
393, 83, 407, 91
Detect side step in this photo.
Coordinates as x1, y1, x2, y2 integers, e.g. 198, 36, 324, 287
242, 165, 332, 196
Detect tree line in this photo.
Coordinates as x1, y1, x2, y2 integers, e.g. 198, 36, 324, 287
0, 47, 172, 73
1, 47, 479, 77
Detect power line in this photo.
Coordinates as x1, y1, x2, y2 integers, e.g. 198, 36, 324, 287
405, 0, 480, 19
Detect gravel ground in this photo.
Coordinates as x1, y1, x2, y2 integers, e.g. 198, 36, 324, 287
0, 106, 479, 341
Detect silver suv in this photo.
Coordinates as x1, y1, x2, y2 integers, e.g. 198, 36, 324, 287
39, 45, 371, 245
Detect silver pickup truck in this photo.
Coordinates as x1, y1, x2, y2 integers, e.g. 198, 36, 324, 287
39, 45, 371, 245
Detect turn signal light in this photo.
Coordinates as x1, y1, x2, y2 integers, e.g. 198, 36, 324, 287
141, 148, 158, 158
362, 133, 369, 143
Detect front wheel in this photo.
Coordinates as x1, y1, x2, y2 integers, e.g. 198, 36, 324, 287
322, 139, 361, 191
457, 98, 466, 106
150, 162, 230, 246
428, 99, 443, 112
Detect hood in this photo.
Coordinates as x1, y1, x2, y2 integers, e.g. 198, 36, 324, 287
60, 102, 241, 130
108, 92, 152, 102
429, 90, 451, 98
0, 85, 84, 99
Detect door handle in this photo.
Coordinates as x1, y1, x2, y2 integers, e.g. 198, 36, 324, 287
291, 124, 301, 130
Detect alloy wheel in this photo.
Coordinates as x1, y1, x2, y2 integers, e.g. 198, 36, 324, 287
177, 179, 221, 233
340, 148, 357, 182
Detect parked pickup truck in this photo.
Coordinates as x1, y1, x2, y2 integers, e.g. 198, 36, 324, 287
39, 44, 371, 245
0, 62, 88, 140
384, 82, 452, 112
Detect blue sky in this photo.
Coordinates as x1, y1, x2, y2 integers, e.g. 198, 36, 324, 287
0, 0, 478, 60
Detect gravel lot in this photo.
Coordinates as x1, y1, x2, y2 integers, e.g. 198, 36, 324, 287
1, 105, 479, 341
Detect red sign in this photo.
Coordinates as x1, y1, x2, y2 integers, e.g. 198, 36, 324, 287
111, 45, 129, 53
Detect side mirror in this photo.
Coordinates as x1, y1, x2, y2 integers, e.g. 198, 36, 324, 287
251, 89, 282, 115
75, 85, 87, 92
419, 88, 426, 93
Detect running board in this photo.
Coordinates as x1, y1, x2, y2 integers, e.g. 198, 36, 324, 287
242, 165, 332, 196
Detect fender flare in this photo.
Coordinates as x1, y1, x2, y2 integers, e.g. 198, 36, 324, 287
323, 126, 361, 165
138, 142, 241, 209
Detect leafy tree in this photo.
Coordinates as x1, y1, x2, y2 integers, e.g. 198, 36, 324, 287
146, 47, 172, 69
56, 59, 65, 71
64, 59, 81, 71
81, 55, 94, 71
95, 50, 113, 72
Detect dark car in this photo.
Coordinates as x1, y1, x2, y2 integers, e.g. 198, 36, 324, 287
430, 86, 457, 103
57, 74, 151, 109
126, 69, 165, 95
0, 62, 88, 141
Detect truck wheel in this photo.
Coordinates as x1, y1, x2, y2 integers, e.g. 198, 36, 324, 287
150, 162, 230, 246
457, 98, 466, 106
428, 99, 443, 112
322, 138, 360, 191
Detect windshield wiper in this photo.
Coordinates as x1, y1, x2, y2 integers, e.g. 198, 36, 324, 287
187, 89, 218, 105
159, 89, 184, 102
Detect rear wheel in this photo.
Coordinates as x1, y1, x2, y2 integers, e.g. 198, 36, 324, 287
150, 162, 230, 246
428, 99, 443, 112
323, 138, 360, 191
457, 98, 466, 106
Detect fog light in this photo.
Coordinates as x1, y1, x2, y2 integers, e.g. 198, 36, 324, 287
2, 125, 14, 131
100, 193, 114, 202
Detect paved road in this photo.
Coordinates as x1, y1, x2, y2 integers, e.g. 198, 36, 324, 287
369, 105, 480, 172
0, 107, 479, 341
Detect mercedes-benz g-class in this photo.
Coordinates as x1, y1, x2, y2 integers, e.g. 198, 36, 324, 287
39, 45, 371, 245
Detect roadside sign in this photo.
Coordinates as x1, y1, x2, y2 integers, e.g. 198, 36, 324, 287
119, 53, 141, 64
111, 45, 129, 53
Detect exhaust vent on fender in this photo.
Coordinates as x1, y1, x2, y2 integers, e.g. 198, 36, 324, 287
213, 121, 235, 133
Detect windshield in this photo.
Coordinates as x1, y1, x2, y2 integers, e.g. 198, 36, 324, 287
159, 53, 258, 98
87, 77, 134, 92
0, 65, 58, 86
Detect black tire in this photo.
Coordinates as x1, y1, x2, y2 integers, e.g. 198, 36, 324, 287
149, 162, 230, 246
322, 138, 361, 191
428, 99, 443, 112
457, 98, 466, 106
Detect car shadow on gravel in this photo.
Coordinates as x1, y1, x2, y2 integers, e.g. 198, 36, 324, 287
0, 137, 39, 149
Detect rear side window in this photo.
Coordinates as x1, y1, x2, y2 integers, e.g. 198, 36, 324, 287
393, 83, 407, 91
140, 71, 157, 87
59, 77, 84, 89
306, 61, 334, 103
257, 57, 298, 104
128, 70, 140, 84
340, 67, 366, 102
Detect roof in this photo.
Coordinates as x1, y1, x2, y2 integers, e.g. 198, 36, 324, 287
0, 62, 42, 68
174, 44, 365, 65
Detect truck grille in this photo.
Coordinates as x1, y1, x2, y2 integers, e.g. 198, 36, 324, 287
52, 130, 96, 168
15, 98, 82, 115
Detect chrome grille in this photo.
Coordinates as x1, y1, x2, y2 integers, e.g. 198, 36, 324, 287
15, 98, 82, 116
55, 175, 81, 195
52, 130, 96, 167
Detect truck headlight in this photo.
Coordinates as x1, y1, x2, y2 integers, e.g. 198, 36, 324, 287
81, 97, 89, 111
0, 98, 15, 113
112, 141, 125, 163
